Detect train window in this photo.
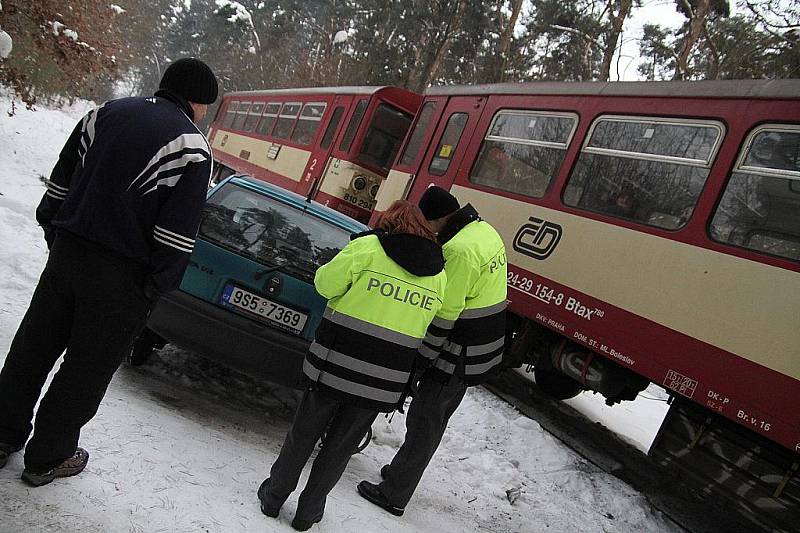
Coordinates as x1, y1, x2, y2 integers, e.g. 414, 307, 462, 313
358, 104, 414, 171
470, 111, 577, 198
428, 113, 469, 176
587, 118, 721, 163
339, 100, 368, 152
320, 106, 345, 150
399, 101, 438, 167
222, 101, 238, 129
232, 102, 251, 131
242, 103, 265, 133
273, 102, 301, 139
257, 103, 281, 136
563, 115, 724, 230
291, 102, 327, 145
709, 125, 800, 261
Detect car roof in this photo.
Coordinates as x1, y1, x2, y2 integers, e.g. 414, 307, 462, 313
221, 175, 370, 233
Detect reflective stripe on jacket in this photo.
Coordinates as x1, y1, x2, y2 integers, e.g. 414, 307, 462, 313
419, 205, 507, 385
304, 233, 447, 411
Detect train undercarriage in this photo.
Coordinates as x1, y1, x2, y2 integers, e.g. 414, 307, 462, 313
504, 313, 799, 532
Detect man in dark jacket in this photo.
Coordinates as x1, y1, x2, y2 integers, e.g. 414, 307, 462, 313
358, 186, 507, 516
0, 58, 218, 486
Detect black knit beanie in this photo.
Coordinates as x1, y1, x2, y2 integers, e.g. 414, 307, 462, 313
159, 58, 219, 104
418, 186, 460, 220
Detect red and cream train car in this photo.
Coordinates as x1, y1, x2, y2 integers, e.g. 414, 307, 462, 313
207, 86, 421, 223
372, 80, 799, 529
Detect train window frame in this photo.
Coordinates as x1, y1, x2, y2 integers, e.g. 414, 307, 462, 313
428, 112, 469, 177
291, 102, 327, 145
339, 99, 368, 153
273, 102, 302, 140
708, 123, 800, 262
399, 101, 439, 167
357, 103, 414, 172
242, 102, 265, 133
581, 115, 724, 167
563, 114, 725, 231
232, 101, 252, 131
222, 101, 238, 129
320, 106, 345, 150
256, 102, 281, 136
736, 124, 800, 179
468, 109, 579, 199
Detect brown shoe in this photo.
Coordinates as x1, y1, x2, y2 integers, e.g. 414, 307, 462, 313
21, 447, 89, 487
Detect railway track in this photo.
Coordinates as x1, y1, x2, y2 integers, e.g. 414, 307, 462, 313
484, 370, 756, 533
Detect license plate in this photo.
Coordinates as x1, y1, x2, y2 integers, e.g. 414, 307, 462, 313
221, 284, 308, 335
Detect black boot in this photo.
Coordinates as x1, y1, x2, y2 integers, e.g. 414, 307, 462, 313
0, 443, 22, 469
257, 478, 281, 518
291, 514, 323, 531
357, 480, 405, 516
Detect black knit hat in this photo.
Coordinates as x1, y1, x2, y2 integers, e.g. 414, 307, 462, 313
418, 186, 460, 220
159, 58, 218, 104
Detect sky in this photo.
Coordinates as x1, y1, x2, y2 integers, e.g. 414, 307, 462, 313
615, 1, 687, 80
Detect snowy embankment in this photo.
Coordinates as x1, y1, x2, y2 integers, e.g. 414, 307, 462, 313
0, 91, 678, 532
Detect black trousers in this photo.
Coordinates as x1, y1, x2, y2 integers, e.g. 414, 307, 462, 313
379, 376, 467, 507
261, 388, 377, 522
0, 232, 151, 470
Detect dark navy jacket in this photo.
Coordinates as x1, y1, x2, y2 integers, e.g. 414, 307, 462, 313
36, 90, 212, 294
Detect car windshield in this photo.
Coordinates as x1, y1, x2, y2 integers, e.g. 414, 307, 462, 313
199, 182, 351, 281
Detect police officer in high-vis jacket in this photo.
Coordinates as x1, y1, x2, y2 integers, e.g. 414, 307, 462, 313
358, 186, 507, 517
258, 200, 446, 531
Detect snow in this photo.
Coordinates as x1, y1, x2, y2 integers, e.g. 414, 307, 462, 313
214, 0, 261, 50
0, 90, 678, 533
565, 384, 669, 453
334, 30, 348, 44
216, 0, 253, 24
110, 4, 126, 15
48, 20, 79, 41
0, 29, 11, 59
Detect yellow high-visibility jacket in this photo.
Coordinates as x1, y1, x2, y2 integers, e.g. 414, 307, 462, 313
418, 204, 507, 385
305, 231, 447, 411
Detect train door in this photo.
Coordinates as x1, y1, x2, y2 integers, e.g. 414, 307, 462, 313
405, 96, 487, 205
295, 95, 352, 199
371, 97, 447, 223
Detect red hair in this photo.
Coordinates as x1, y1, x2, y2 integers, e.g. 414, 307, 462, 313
374, 200, 436, 242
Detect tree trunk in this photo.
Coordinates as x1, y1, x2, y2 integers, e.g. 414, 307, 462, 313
416, 0, 469, 91
701, 23, 720, 79
494, 0, 524, 82
673, 0, 711, 80
599, 0, 633, 82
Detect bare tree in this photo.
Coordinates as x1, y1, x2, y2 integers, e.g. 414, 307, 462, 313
599, 0, 634, 81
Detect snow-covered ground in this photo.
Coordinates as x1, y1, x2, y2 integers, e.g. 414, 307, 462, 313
0, 91, 679, 532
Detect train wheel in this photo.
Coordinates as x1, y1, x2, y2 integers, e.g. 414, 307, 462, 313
533, 367, 583, 400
